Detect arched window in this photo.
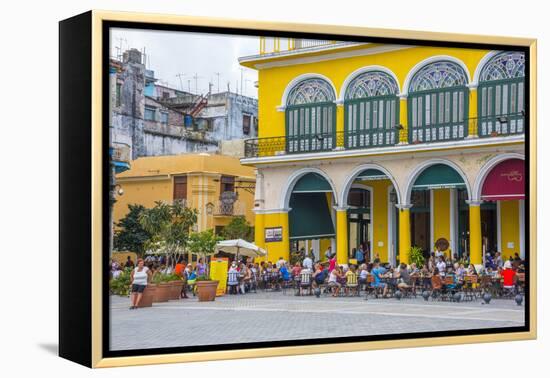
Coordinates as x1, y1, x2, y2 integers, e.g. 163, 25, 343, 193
344, 71, 399, 149
286, 78, 336, 154
478, 52, 525, 137
408, 61, 469, 143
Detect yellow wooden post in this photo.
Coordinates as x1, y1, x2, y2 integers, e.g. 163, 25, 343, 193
468, 201, 482, 265
336, 207, 349, 265
398, 205, 411, 265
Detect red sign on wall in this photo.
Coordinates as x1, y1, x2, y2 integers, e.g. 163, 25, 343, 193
481, 159, 525, 201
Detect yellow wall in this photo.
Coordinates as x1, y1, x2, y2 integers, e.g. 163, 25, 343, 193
319, 239, 331, 262
500, 200, 520, 259
433, 189, 451, 252
359, 180, 392, 262
113, 178, 172, 223
113, 154, 256, 232
256, 46, 488, 138
263, 212, 289, 263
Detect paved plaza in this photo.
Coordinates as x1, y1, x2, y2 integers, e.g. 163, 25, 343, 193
110, 291, 525, 351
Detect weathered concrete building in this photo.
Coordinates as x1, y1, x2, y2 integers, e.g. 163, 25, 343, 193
109, 48, 258, 160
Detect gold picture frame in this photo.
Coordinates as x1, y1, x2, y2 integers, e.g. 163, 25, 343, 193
59, 10, 536, 368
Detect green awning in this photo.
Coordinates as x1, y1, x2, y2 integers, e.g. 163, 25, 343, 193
289, 192, 335, 240
292, 173, 332, 193
413, 164, 466, 190
356, 168, 387, 181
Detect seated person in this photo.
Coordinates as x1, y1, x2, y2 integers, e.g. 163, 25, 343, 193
312, 264, 327, 289
328, 266, 343, 297
396, 263, 412, 292
370, 259, 389, 298
501, 261, 517, 290
345, 265, 359, 295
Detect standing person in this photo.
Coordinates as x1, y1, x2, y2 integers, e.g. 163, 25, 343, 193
328, 254, 337, 272
276, 256, 286, 269
129, 259, 151, 309
125, 255, 135, 269
302, 254, 313, 271
355, 246, 364, 265
196, 257, 206, 276
324, 246, 333, 261
436, 256, 447, 276
494, 252, 504, 269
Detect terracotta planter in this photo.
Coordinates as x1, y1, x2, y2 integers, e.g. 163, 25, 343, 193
138, 284, 156, 308
196, 280, 219, 302
153, 282, 171, 302
169, 280, 184, 300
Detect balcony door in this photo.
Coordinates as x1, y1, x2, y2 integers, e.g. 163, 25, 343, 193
285, 78, 336, 154
477, 51, 525, 137
408, 60, 469, 143
344, 70, 400, 149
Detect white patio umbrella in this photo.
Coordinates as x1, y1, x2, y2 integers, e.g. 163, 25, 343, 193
215, 239, 267, 259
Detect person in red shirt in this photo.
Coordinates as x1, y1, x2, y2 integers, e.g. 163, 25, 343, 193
291, 262, 302, 278
501, 260, 517, 288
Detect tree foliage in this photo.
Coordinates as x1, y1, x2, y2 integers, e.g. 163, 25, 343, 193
139, 200, 198, 267
113, 204, 152, 255
221, 216, 254, 241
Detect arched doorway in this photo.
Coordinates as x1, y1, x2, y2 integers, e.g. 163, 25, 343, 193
341, 166, 400, 265
477, 157, 525, 259
288, 172, 337, 262
406, 161, 470, 261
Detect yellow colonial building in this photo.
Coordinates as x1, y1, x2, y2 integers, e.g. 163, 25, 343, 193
240, 40, 526, 267
113, 153, 256, 234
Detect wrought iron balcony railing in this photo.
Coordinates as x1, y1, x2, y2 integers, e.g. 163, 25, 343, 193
243, 114, 525, 158
213, 199, 247, 216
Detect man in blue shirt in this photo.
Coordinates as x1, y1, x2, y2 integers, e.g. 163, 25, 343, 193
371, 259, 388, 297
355, 247, 365, 264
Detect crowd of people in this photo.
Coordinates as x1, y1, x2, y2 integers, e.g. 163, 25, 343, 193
110, 247, 526, 308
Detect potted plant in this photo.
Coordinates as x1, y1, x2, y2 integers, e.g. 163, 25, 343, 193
139, 284, 156, 307
151, 273, 172, 302
195, 274, 219, 301
409, 246, 425, 267
188, 229, 222, 301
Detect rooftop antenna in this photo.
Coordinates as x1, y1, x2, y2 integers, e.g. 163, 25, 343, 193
187, 79, 192, 93
215, 72, 221, 93
176, 74, 185, 91
192, 73, 203, 94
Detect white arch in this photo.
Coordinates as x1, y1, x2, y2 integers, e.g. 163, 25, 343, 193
338, 65, 401, 102
472, 153, 525, 201
339, 163, 402, 206
404, 158, 472, 205
280, 167, 339, 209
401, 55, 472, 98
277, 73, 338, 112
471, 50, 501, 89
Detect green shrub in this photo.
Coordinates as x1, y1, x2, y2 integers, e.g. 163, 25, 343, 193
109, 268, 132, 296
409, 246, 425, 267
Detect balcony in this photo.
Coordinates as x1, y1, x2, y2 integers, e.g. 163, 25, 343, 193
110, 142, 131, 173
258, 38, 355, 55
243, 114, 525, 159
212, 199, 247, 217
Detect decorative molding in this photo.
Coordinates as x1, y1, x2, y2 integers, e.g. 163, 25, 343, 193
339, 163, 402, 206
243, 45, 413, 70
338, 65, 401, 102
465, 199, 483, 206
279, 73, 337, 109
253, 208, 292, 214
471, 51, 502, 88
401, 55, 471, 97
395, 203, 413, 210
403, 158, 472, 206
280, 167, 339, 209
472, 152, 525, 201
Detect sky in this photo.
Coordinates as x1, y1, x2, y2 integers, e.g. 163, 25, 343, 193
110, 28, 260, 98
